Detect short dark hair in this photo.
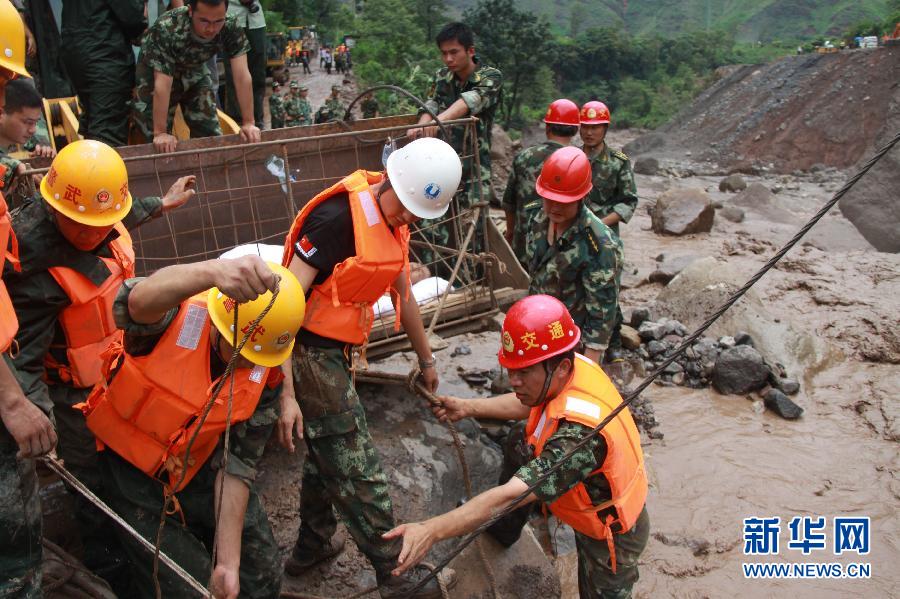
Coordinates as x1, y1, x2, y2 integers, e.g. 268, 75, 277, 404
188, 0, 228, 9
3, 79, 43, 114
545, 349, 576, 372
547, 123, 578, 137
436, 22, 474, 50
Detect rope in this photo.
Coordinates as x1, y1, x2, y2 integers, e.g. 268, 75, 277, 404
41, 456, 209, 596
400, 129, 900, 595
152, 280, 283, 599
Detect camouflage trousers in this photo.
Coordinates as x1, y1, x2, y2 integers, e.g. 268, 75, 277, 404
488, 424, 650, 599
50, 384, 126, 585
98, 450, 281, 599
132, 62, 222, 141
292, 345, 402, 576
0, 429, 42, 598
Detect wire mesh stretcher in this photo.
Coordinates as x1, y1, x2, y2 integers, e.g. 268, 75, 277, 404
25, 115, 525, 356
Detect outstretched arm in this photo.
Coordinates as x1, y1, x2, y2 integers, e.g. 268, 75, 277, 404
383, 477, 536, 576
127, 255, 278, 324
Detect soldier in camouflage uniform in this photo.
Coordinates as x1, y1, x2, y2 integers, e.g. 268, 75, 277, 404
524, 146, 622, 364
284, 82, 312, 127
93, 256, 297, 599
0, 6, 58, 595
360, 91, 379, 119
269, 81, 285, 129
407, 22, 502, 269
579, 101, 638, 361
385, 295, 650, 599
314, 85, 345, 124
131, 1, 261, 154
502, 98, 579, 264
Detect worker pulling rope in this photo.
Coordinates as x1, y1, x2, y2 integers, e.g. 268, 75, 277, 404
400, 131, 900, 595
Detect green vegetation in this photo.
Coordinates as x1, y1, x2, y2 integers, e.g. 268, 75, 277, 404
261, 0, 897, 131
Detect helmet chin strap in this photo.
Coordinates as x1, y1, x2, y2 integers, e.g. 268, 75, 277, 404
537, 359, 560, 405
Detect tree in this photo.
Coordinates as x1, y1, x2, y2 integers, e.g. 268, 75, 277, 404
412, 0, 448, 43
463, 0, 552, 128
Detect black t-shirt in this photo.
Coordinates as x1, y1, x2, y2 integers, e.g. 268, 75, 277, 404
293, 193, 355, 348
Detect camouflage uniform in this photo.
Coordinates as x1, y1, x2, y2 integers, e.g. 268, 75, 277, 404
524, 205, 623, 352
360, 96, 379, 119
502, 140, 564, 263
315, 97, 345, 124
3, 196, 162, 580
582, 144, 638, 354
418, 60, 502, 268
132, 6, 249, 140
490, 422, 650, 598
292, 345, 402, 576
97, 279, 283, 599
284, 94, 312, 127
269, 93, 286, 129
582, 145, 638, 237
0, 361, 43, 599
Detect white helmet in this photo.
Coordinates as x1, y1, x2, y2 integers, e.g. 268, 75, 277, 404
386, 137, 462, 219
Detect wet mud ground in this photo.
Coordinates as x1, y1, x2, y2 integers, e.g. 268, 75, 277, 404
255, 126, 899, 597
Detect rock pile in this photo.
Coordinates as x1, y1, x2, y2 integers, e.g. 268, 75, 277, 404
619, 311, 804, 419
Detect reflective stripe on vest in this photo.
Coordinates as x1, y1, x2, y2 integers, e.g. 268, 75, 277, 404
525, 354, 648, 557
282, 170, 410, 346
82, 295, 269, 492
0, 193, 19, 352
45, 224, 136, 388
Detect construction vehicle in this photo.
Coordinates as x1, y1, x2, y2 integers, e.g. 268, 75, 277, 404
266, 32, 288, 83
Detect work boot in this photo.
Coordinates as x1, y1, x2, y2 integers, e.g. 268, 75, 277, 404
604, 346, 625, 363
377, 564, 457, 599
284, 537, 345, 577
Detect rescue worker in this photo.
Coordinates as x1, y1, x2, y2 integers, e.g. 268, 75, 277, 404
407, 22, 502, 267
0, 2, 58, 594
284, 81, 312, 127
60, 0, 144, 147
132, 0, 262, 154
360, 91, 379, 119
503, 98, 579, 264
224, 0, 267, 129
524, 146, 622, 365
314, 84, 344, 124
385, 295, 650, 599
3, 139, 195, 580
579, 101, 637, 362
82, 257, 305, 598
279, 137, 462, 598
408, 22, 502, 208
0, 78, 53, 204
269, 81, 285, 129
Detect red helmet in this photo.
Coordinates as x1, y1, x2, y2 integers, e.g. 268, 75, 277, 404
580, 101, 611, 125
543, 99, 580, 126
535, 146, 593, 203
498, 295, 581, 369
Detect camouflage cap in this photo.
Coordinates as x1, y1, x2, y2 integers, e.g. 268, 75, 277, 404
289, 81, 299, 88
299, 84, 308, 91
272, 81, 281, 88
331, 85, 341, 91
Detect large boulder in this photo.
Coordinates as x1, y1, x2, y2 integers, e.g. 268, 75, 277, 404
652, 257, 830, 377
648, 254, 704, 285
713, 345, 769, 395
633, 156, 660, 175
651, 189, 715, 235
719, 174, 747, 192
731, 182, 776, 207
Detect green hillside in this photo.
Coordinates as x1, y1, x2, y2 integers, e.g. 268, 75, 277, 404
447, 0, 890, 41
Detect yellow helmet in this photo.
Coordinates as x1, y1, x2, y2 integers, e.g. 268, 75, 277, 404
207, 262, 306, 368
0, 0, 29, 78
40, 140, 133, 226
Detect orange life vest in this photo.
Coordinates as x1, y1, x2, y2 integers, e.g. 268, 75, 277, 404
82, 294, 276, 492
525, 354, 648, 571
44, 224, 135, 388
0, 193, 19, 352
282, 170, 409, 346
